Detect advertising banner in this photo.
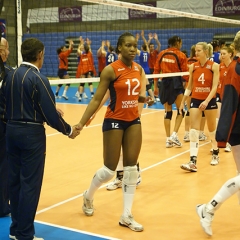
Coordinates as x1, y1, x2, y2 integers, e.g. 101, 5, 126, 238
129, 2, 157, 19
213, 0, 240, 16
59, 6, 82, 22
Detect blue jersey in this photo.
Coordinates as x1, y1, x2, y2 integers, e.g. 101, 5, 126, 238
106, 52, 117, 66
209, 52, 220, 64
139, 51, 150, 74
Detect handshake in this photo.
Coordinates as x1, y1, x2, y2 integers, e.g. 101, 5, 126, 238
68, 123, 83, 139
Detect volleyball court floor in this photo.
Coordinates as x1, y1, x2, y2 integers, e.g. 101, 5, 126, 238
0, 86, 238, 240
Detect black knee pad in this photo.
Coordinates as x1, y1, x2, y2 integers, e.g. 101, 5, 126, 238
177, 109, 185, 117
66, 84, 70, 87
186, 111, 190, 116
165, 111, 173, 120
202, 111, 205, 117
146, 84, 151, 91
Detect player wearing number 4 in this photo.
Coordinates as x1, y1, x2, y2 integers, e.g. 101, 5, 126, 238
75, 32, 154, 232
180, 42, 219, 172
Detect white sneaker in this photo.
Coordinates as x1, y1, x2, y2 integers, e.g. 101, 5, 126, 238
83, 92, 88, 99
119, 214, 143, 232
78, 96, 82, 102
9, 235, 44, 240
106, 178, 122, 191
196, 204, 214, 236
210, 154, 219, 166
82, 190, 94, 216
166, 141, 173, 148
155, 97, 160, 102
91, 94, 94, 98
180, 159, 197, 172
199, 132, 207, 141
169, 134, 182, 147
62, 95, 68, 100
55, 95, 61, 99
75, 92, 80, 98
224, 142, 231, 152
183, 132, 190, 142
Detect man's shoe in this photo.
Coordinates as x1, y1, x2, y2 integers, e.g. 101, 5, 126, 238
119, 214, 143, 232
82, 190, 94, 216
196, 204, 213, 236
9, 235, 44, 240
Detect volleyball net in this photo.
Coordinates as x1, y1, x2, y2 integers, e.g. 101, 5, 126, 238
2, 0, 240, 86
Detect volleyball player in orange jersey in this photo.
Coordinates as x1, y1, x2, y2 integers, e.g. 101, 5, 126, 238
180, 42, 219, 172
153, 35, 188, 148
97, 40, 108, 76
76, 43, 96, 101
55, 40, 73, 100
216, 46, 234, 152
184, 45, 207, 143
147, 33, 161, 101
195, 31, 240, 237
75, 32, 153, 232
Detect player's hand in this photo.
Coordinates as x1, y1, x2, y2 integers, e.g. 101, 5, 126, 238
145, 96, 155, 107
69, 125, 80, 139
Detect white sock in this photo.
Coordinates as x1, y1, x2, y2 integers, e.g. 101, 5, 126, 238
190, 141, 199, 157
207, 175, 240, 213
122, 166, 138, 216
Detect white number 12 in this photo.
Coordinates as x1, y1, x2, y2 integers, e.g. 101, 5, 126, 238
125, 78, 140, 95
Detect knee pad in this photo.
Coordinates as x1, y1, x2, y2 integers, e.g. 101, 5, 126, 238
122, 165, 138, 186
80, 83, 85, 87
95, 165, 115, 183
186, 111, 190, 117
190, 129, 200, 142
66, 84, 70, 87
165, 111, 173, 120
146, 84, 151, 91
202, 111, 205, 117
177, 109, 185, 117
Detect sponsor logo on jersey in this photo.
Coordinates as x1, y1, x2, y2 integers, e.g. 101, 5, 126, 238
118, 68, 125, 71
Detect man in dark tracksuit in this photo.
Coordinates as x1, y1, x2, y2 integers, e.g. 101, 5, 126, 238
1, 38, 79, 240
0, 37, 11, 217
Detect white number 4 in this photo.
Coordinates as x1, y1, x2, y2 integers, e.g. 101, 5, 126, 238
198, 73, 205, 85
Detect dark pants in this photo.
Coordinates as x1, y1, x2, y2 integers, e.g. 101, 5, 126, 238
6, 122, 46, 240
0, 120, 10, 217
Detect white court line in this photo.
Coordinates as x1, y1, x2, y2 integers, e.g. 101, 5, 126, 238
34, 220, 120, 240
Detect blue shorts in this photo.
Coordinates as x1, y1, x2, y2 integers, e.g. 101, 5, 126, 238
102, 118, 141, 132
58, 69, 68, 78
190, 98, 217, 110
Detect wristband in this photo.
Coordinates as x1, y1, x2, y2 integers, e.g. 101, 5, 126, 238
184, 89, 191, 96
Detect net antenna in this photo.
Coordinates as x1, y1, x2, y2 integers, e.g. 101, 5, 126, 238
78, 0, 240, 25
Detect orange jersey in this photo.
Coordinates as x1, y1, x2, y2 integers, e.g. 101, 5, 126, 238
218, 62, 229, 95
76, 52, 96, 77
58, 49, 72, 70
105, 60, 142, 121
98, 55, 106, 73
187, 57, 198, 67
191, 60, 214, 100
153, 47, 188, 81
148, 49, 158, 69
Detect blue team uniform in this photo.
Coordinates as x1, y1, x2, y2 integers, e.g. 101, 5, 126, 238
106, 52, 118, 66
139, 51, 150, 74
